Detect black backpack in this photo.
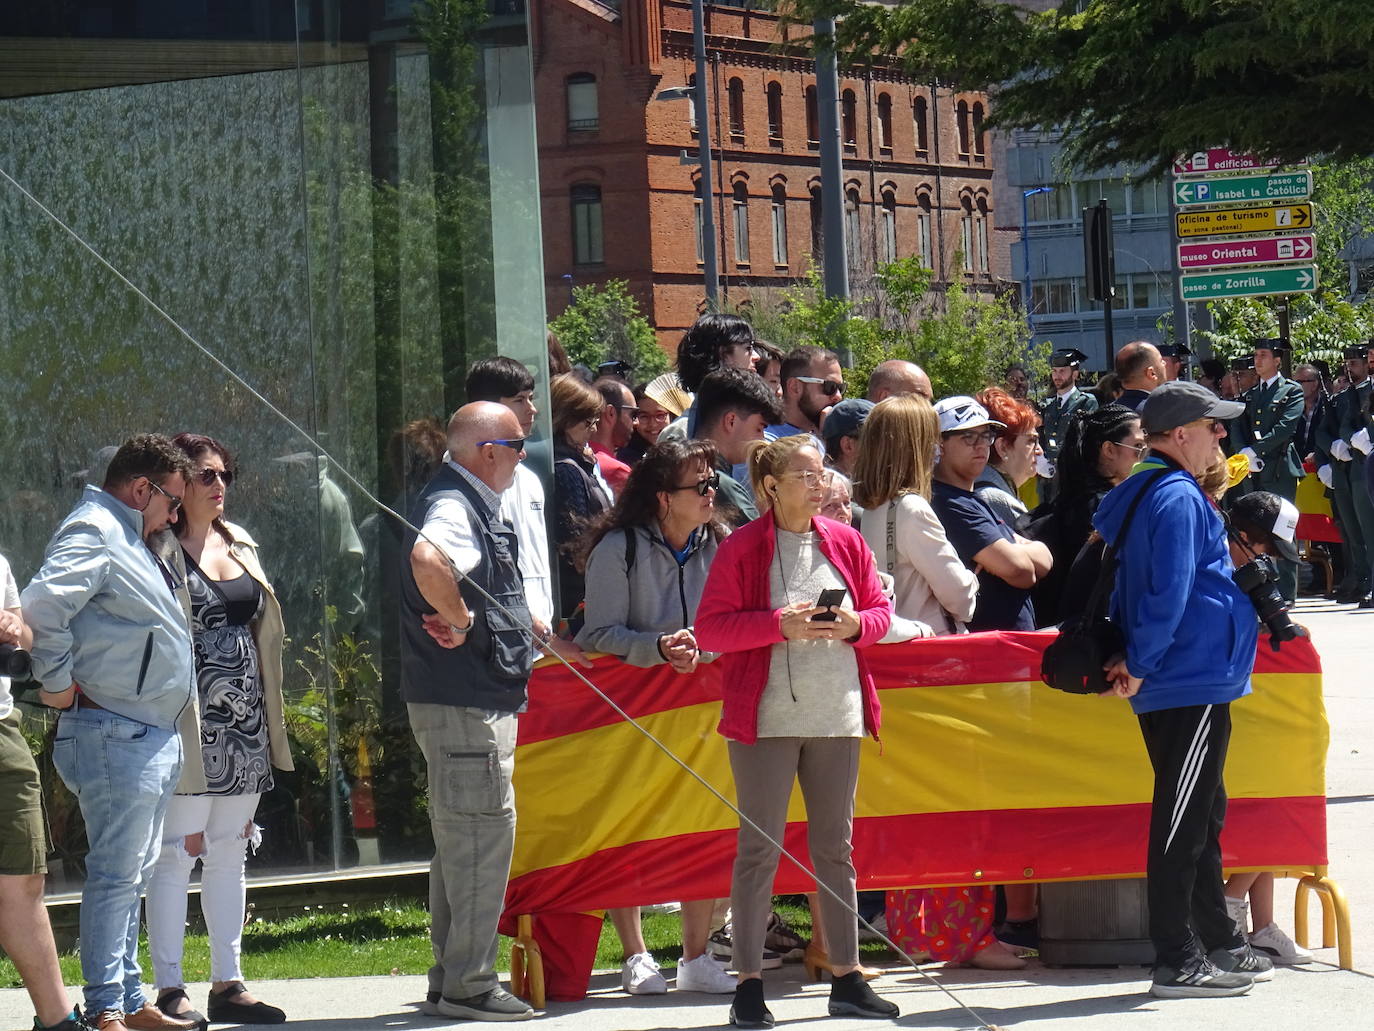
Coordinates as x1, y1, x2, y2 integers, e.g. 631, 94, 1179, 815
1040, 468, 1167, 694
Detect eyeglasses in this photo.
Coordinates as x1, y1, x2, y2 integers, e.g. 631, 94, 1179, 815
477, 437, 527, 450
616, 405, 642, 419
147, 479, 183, 511
795, 375, 843, 397
780, 470, 834, 488
947, 429, 997, 447
583, 417, 601, 430
670, 473, 720, 496
642, 410, 672, 424
195, 467, 234, 487
1109, 440, 1147, 456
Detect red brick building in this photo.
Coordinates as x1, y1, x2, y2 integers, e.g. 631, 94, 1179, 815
532, 0, 1008, 350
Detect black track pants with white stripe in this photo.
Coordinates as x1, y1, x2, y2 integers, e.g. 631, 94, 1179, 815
1138, 701, 1246, 967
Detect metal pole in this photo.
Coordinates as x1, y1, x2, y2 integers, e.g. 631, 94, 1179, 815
814, 17, 848, 307
691, 0, 719, 306
1022, 190, 1033, 335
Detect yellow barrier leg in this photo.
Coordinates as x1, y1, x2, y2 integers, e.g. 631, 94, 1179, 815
509, 915, 546, 1010
1318, 889, 1337, 949
1294, 879, 1312, 949
1295, 875, 1354, 970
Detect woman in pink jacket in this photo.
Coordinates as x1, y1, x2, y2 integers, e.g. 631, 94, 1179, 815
695, 434, 897, 1029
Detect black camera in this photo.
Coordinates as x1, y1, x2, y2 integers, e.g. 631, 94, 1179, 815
0, 642, 32, 679
1231, 553, 1298, 647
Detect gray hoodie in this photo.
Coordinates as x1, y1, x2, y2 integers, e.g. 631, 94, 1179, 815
23, 486, 194, 729
575, 523, 719, 668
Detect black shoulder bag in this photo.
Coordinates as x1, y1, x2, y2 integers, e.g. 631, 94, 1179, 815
1040, 468, 1167, 694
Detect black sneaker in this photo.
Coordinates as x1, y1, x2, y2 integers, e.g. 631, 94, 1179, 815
994, 917, 1040, 952
828, 971, 899, 1019
1150, 957, 1254, 998
436, 988, 534, 1021
34, 1008, 95, 1031
1208, 942, 1276, 982
729, 978, 774, 1029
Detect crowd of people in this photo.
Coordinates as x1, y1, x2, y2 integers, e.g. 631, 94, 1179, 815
0, 315, 1340, 1029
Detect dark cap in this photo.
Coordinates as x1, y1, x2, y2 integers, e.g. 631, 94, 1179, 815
1141, 380, 1245, 434
1345, 344, 1370, 360
1230, 354, 1255, 371
1230, 491, 1301, 563
820, 398, 875, 441
1251, 336, 1291, 354
1050, 347, 1089, 369
1158, 343, 1192, 359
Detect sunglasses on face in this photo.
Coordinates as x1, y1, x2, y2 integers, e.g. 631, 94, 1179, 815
795, 375, 843, 397
670, 473, 720, 496
195, 467, 234, 487
147, 479, 183, 511
616, 405, 643, 419
478, 437, 527, 450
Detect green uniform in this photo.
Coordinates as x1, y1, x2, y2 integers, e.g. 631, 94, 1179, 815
1238, 374, 1304, 601
1036, 387, 1097, 503
1317, 385, 1371, 593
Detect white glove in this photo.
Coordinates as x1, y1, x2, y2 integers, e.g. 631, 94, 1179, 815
1332, 439, 1353, 462
1318, 464, 1334, 488
1354, 428, 1373, 455
1035, 454, 1055, 479
1240, 446, 1262, 473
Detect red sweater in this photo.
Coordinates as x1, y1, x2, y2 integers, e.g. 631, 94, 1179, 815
695, 514, 892, 744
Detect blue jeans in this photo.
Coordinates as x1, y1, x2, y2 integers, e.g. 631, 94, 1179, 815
52, 707, 182, 1017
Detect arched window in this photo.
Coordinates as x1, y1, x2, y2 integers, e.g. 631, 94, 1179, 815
571, 183, 603, 265
688, 73, 698, 133
845, 187, 861, 256
959, 195, 974, 271
566, 73, 597, 132
809, 185, 823, 258
771, 183, 789, 266
956, 100, 971, 154
805, 85, 819, 146
916, 191, 933, 268
733, 181, 751, 265
880, 191, 897, 262
972, 102, 986, 158
976, 195, 990, 273
727, 77, 745, 139
877, 93, 893, 151
913, 96, 929, 153
766, 81, 784, 142
841, 89, 857, 148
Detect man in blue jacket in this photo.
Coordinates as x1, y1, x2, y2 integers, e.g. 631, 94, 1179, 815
1093, 382, 1272, 999
23, 435, 197, 1031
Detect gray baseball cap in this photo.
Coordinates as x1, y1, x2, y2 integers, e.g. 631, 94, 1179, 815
1140, 380, 1244, 433
821, 398, 875, 441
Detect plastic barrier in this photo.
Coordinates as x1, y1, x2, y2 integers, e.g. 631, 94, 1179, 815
499, 631, 1335, 999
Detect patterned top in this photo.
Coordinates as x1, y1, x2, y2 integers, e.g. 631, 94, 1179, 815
185, 554, 272, 796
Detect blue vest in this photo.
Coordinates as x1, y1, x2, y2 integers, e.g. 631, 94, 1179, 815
399, 466, 534, 711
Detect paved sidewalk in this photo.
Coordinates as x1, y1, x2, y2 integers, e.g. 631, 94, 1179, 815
4, 599, 1371, 1031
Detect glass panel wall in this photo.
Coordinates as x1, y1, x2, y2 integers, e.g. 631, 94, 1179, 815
0, 0, 548, 883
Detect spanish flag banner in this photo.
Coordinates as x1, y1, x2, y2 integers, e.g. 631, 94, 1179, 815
504, 632, 1327, 921
1296, 470, 1340, 543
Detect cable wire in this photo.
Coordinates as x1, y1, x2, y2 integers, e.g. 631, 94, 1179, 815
0, 163, 1004, 1031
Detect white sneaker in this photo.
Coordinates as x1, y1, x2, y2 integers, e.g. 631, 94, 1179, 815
621, 952, 668, 995
675, 953, 737, 993
858, 914, 888, 943
1249, 922, 1314, 965
1225, 896, 1249, 936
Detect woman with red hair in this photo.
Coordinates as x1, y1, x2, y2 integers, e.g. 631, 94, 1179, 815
973, 387, 1043, 534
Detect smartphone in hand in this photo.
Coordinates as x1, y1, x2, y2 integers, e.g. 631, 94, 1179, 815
812, 587, 847, 622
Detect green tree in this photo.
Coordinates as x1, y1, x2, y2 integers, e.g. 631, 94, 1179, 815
787, 1, 1374, 174
549, 279, 669, 378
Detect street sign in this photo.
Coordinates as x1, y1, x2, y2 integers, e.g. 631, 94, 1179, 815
1179, 265, 1318, 302
1175, 202, 1312, 239
1173, 149, 1295, 176
1177, 233, 1315, 271
1173, 171, 1312, 208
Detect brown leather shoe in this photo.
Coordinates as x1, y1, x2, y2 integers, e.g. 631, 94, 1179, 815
90, 1013, 129, 1031
122, 1003, 201, 1031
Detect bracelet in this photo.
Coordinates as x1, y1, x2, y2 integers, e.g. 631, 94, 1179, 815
450, 620, 473, 636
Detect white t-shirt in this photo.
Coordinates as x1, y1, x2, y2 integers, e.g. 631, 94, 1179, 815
0, 554, 22, 719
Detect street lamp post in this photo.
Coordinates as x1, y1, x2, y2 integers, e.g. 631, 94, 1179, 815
654, 0, 719, 307
1022, 186, 1053, 337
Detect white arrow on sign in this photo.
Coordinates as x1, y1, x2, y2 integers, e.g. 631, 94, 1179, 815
1297, 269, 1313, 289
1294, 237, 1313, 258
1177, 182, 1195, 202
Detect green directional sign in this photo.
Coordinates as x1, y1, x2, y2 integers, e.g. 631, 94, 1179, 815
1173, 171, 1312, 208
1179, 265, 1317, 302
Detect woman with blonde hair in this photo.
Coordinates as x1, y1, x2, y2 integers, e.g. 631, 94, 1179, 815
695, 434, 897, 1028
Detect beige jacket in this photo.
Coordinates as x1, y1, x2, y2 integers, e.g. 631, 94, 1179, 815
860, 494, 979, 634
163, 520, 294, 795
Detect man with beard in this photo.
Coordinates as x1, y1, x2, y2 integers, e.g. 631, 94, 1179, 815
766, 346, 844, 440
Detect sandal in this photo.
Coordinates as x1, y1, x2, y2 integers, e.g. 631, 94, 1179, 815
206, 982, 286, 1025
156, 988, 208, 1031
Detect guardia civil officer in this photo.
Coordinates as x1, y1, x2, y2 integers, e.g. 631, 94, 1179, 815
1159, 342, 1192, 382
1235, 338, 1305, 602
1037, 348, 1097, 504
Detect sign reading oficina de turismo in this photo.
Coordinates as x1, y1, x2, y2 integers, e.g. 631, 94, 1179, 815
1171, 149, 1316, 302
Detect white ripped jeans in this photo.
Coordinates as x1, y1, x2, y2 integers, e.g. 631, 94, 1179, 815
145, 792, 262, 989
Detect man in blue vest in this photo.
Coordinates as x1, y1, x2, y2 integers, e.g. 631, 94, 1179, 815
401, 402, 536, 1022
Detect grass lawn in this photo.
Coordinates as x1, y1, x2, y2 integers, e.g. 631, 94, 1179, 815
2, 896, 892, 988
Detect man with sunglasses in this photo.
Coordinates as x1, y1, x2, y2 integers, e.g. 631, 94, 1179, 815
22, 435, 199, 1031
590, 377, 638, 498
1094, 382, 1272, 999
766, 345, 844, 441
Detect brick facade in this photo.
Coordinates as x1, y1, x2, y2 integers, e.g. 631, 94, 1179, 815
533, 0, 1009, 352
